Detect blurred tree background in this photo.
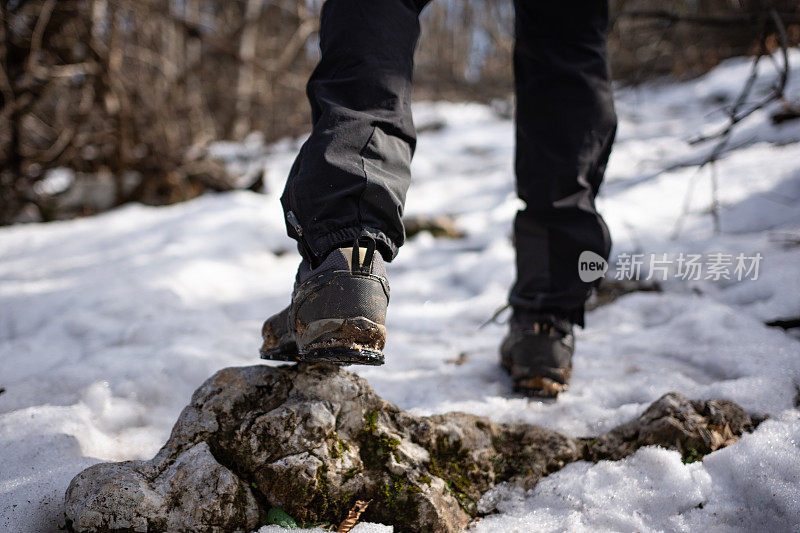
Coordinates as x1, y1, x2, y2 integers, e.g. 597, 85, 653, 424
1, 0, 798, 224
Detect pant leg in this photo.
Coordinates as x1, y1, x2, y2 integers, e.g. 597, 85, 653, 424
510, 0, 617, 326
281, 0, 430, 265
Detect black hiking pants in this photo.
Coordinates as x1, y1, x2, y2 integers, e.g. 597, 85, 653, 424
281, 0, 617, 325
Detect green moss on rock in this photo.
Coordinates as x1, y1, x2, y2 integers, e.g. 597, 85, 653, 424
378, 473, 422, 529
425, 435, 488, 515
358, 411, 401, 469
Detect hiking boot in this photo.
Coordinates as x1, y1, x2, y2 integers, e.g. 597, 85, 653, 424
500, 310, 575, 398
260, 236, 389, 365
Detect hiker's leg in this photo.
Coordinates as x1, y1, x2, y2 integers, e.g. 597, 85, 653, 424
510, 0, 617, 326
280, 0, 430, 265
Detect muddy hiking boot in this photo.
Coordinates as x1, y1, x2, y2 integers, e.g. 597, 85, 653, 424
260, 236, 389, 366
500, 310, 575, 398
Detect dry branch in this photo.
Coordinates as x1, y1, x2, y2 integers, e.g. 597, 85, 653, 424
672, 8, 792, 237
615, 9, 800, 26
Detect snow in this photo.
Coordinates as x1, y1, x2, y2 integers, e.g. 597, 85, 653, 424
33, 168, 74, 197
2, 52, 800, 531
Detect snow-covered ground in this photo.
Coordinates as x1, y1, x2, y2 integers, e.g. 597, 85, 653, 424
2, 53, 800, 532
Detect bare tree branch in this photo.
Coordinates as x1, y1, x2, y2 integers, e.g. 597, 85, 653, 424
672, 8, 792, 238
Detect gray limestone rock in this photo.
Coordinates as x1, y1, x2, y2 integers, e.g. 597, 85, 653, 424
65, 364, 753, 532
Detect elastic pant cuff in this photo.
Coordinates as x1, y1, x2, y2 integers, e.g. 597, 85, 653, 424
309, 226, 398, 263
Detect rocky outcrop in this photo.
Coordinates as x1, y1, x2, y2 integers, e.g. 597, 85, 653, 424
584, 392, 753, 462
65, 364, 754, 532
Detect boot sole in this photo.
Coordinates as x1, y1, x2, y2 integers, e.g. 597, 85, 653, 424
501, 358, 571, 398
260, 316, 386, 366
296, 317, 386, 366
260, 344, 300, 362
299, 347, 384, 366
513, 376, 569, 399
